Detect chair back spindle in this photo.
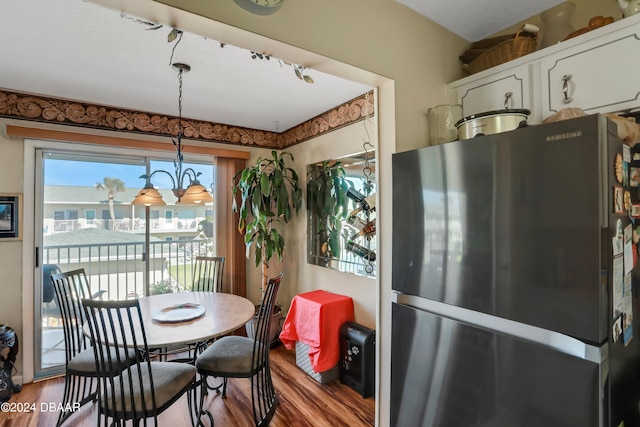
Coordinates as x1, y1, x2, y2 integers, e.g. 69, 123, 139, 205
192, 256, 225, 292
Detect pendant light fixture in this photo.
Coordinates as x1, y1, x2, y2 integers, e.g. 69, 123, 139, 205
131, 63, 214, 206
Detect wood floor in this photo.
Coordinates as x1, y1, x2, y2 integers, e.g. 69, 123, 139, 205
1, 345, 375, 427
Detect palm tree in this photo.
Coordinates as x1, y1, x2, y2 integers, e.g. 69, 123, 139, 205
95, 177, 126, 230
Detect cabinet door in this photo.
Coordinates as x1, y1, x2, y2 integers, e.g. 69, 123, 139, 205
541, 28, 640, 119
452, 65, 532, 119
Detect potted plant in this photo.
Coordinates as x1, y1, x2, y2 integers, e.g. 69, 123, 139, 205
232, 150, 303, 342
307, 160, 350, 266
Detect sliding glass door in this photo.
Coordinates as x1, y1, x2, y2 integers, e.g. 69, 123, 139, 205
34, 148, 214, 377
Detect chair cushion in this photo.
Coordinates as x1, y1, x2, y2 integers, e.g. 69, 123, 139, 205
195, 335, 264, 375
101, 362, 196, 413
68, 346, 138, 374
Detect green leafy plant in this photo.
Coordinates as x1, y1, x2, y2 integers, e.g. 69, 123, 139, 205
149, 279, 175, 295
232, 150, 302, 291
307, 161, 349, 261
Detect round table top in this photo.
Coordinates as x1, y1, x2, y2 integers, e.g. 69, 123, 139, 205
137, 292, 255, 348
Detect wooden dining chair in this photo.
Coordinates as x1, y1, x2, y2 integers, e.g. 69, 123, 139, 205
195, 272, 283, 427
191, 256, 225, 292
50, 268, 115, 426
82, 298, 198, 426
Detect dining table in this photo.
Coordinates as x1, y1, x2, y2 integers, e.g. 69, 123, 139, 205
139, 291, 255, 348
84, 291, 256, 350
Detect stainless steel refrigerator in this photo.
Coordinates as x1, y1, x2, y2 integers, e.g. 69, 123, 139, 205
391, 114, 640, 427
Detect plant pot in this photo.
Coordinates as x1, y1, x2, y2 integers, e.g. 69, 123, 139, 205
245, 305, 283, 347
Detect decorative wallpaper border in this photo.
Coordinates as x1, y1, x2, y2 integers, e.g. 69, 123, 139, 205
280, 92, 374, 148
0, 90, 374, 149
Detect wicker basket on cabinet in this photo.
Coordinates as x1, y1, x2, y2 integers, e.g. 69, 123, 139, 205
461, 31, 537, 75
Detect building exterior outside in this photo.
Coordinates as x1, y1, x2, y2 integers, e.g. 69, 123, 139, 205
42, 185, 215, 299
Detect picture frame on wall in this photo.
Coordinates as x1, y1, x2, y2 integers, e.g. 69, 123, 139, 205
0, 193, 22, 240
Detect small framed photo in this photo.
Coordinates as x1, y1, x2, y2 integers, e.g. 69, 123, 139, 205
0, 193, 22, 240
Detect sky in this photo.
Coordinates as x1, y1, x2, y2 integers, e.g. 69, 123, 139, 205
44, 158, 214, 190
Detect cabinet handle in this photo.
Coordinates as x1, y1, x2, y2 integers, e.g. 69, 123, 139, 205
504, 92, 512, 109
562, 74, 573, 104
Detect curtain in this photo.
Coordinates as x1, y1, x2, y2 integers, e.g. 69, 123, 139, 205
215, 157, 247, 297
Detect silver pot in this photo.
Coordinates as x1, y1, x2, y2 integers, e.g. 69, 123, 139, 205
455, 109, 530, 140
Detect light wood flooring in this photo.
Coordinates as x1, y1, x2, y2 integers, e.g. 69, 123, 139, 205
0, 345, 375, 427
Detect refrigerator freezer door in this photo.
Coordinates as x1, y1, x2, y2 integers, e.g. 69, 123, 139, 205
390, 302, 603, 427
392, 115, 618, 343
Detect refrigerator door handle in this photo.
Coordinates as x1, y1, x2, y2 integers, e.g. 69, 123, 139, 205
395, 293, 606, 364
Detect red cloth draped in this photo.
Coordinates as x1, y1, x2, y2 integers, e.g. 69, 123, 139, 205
280, 290, 354, 372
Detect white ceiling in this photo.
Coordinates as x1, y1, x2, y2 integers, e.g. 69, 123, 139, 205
0, 0, 372, 133
397, 0, 564, 41
0, 0, 572, 135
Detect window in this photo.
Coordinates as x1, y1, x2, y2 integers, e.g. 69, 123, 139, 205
54, 210, 78, 219
53, 210, 79, 231
165, 210, 173, 224
85, 209, 95, 225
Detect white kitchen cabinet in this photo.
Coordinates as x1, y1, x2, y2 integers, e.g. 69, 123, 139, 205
451, 64, 533, 119
540, 27, 640, 118
448, 13, 640, 125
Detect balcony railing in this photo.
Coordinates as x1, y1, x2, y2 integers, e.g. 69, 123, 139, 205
42, 238, 214, 300
43, 218, 202, 235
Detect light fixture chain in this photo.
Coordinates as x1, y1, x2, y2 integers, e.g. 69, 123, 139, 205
177, 68, 183, 145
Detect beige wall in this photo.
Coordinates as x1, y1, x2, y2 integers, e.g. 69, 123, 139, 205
0, 129, 25, 377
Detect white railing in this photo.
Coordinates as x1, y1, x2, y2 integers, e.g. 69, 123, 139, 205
43, 217, 205, 236
42, 238, 214, 301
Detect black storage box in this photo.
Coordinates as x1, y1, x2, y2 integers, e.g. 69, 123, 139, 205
339, 321, 375, 398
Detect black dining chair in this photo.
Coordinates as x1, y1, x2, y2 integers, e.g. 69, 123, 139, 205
191, 256, 225, 292
50, 268, 119, 426
195, 272, 283, 427
82, 297, 198, 426
154, 256, 226, 362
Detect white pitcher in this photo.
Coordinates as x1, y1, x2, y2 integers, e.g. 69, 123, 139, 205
617, 0, 640, 17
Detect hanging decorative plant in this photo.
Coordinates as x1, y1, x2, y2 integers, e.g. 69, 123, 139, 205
246, 48, 314, 83
232, 150, 303, 292
123, 13, 315, 83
